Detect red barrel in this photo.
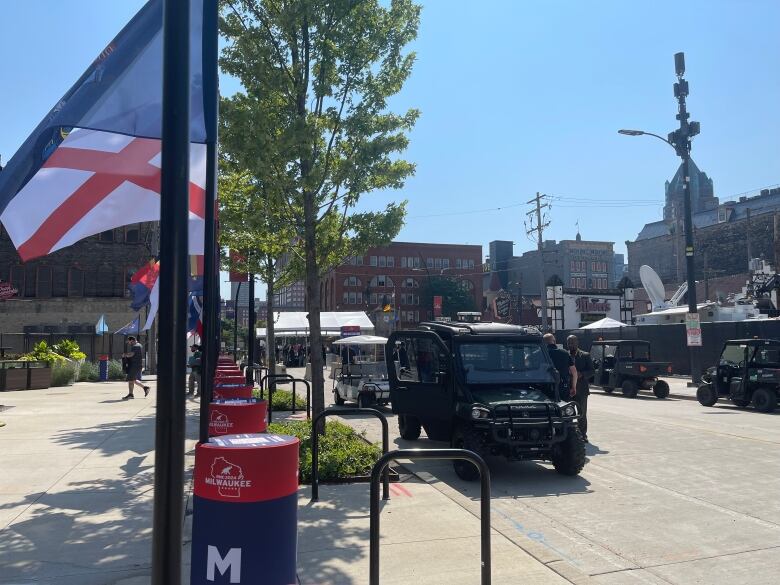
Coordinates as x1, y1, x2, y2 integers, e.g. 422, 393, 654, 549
191, 434, 299, 584
213, 384, 254, 401
209, 399, 268, 436
214, 376, 246, 385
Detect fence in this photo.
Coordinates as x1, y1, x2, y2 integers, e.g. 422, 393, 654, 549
557, 320, 780, 375
0, 332, 142, 362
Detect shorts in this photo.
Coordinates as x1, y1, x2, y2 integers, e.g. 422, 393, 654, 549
127, 367, 142, 381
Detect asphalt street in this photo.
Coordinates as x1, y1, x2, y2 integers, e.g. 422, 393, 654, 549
313, 371, 780, 585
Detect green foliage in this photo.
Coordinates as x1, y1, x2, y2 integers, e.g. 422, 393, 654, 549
52, 339, 87, 361
268, 419, 381, 483
77, 362, 101, 383
107, 360, 126, 381
51, 361, 78, 387
21, 341, 65, 365
421, 275, 477, 319
269, 389, 307, 411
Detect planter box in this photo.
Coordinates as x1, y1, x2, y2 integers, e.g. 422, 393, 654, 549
0, 368, 28, 391
29, 366, 53, 389
0, 361, 51, 391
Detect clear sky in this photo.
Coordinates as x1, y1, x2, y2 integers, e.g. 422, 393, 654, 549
2, 1, 779, 300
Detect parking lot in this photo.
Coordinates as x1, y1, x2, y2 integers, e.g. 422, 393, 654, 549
318, 374, 780, 585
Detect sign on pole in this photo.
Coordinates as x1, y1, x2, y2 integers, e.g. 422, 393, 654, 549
433, 295, 443, 317
685, 313, 702, 347
340, 325, 361, 338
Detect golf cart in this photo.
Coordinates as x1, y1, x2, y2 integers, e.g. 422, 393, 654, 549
697, 339, 780, 412
331, 335, 391, 408
386, 322, 586, 481
590, 340, 672, 398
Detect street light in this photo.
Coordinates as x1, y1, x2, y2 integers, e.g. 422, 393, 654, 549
619, 51, 701, 384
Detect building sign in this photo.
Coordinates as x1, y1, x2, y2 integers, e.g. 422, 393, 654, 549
685, 313, 702, 347
0, 282, 18, 300
494, 290, 512, 320
433, 295, 443, 317
575, 297, 611, 313
340, 325, 361, 338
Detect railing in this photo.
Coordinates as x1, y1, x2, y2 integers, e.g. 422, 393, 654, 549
369, 449, 491, 585
311, 407, 389, 503
258, 373, 311, 422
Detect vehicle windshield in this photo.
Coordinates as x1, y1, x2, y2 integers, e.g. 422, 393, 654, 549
457, 341, 554, 384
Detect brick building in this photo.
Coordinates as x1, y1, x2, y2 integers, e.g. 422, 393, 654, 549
322, 241, 483, 333
0, 221, 154, 332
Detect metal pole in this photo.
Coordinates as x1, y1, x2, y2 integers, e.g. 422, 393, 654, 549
246, 273, 256, 385
233, 281, 242, 361
151, 0, 189, 582
198, 0, 219, 445
681, 153, 700, 382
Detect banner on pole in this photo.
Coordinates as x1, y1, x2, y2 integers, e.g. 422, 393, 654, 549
229, 250, 249, 282
433, 295, 443, 317
685, 313, 702, 347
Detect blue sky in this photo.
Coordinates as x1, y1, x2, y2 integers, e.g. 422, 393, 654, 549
2, 1, 779, 299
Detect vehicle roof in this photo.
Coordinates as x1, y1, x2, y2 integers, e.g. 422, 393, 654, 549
418, 321, 542, 338
725, 338, 780, 345
591, 339, 650, 345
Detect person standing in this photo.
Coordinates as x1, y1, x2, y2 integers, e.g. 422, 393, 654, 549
543, 333, 577, 402
566, 335, 593, 442
188, 343, 202, 396
122, 336, 149, 400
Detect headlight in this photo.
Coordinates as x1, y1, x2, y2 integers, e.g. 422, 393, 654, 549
562, 404, 577, 417
471, 407, 490, 420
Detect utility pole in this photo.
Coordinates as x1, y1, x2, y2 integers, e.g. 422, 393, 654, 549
526, 192, 550, 330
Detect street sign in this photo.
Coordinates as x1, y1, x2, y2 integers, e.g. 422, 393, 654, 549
433, 295, 443, 317
685, 313, 702, 347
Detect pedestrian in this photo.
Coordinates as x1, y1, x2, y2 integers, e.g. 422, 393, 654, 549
188, 343, 202, 396
567, 335, 594, 442
543, 333, 577, 403
122, 336, 149, 400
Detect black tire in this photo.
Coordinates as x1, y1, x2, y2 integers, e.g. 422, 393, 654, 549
451, 426, 480, 481
621, 379, 639, 398
357, 393, 373, 409
752, 387, 777, 413
653, 380, 670, 399
730, 397, 750, 408
552, 427, 587, 476
398, 415, 421, 440
603, 386, 614, 394
333, 390, 345, 406
697, 383, 718, 407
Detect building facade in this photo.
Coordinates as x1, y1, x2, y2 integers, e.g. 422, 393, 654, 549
663, 159, 718, 221
322, 241, 483, 333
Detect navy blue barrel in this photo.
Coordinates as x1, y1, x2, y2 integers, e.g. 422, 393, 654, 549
191, 433, 299, 584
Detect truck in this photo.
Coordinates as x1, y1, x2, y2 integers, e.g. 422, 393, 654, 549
589, 340, 672, 398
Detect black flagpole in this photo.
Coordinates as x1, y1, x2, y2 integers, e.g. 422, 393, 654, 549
151, 0, 190, 582
199, 0, 219, 443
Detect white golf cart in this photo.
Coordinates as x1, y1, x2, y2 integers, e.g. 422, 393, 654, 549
331, 335, 390, 408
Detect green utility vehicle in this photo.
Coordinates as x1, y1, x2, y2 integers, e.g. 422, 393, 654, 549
590, 340, 672, 398
385, 322, 586, 481
697, 339, 780, 413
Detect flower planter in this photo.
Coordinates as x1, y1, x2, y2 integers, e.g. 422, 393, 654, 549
0, 361, 51, 391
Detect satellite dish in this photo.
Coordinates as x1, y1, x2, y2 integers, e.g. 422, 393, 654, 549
639, 265, 667, 311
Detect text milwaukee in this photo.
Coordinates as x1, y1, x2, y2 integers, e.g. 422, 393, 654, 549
575, 297, 611, 313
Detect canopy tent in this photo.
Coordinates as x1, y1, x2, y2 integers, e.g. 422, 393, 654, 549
332, 335, 388, 346
256, 311, 375, 338
579, 317, 626, 329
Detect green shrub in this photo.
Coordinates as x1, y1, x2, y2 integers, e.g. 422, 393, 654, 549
107, 360, 126, 381
77, 362, 101, 382
52, 339, 87, 361
51, 361, 78, 387
21, 341, 65, 365
268, 389, 307, 411
268, 419, 381, 483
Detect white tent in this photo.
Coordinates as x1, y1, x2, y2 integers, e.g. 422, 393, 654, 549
332, 335, 388, 345
256, 311, 375, 337
579, 317, 626, 330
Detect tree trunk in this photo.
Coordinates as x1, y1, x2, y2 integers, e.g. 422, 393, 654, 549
265, 259, 276, 394
304, 191, 325, 424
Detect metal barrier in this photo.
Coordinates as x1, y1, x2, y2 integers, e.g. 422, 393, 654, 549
311, 407, 389, 503
258, 373, 311, 422
369, 449, 491, 585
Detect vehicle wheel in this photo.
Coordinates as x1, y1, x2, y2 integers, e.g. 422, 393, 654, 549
621, 379, 639, 398
653, 380, 670, 399
730, 397, 750, 408
552, 427, 586, 476
398, 415, 421, 440
333, 390, 345, 406
357, 393, 373, 409
697, 383, 718, 407
752, 387, 777, 413
451, 426, 480, 482
603, 386, 614, 394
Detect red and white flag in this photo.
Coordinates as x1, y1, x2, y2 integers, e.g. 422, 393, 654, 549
0, 128, 206, 261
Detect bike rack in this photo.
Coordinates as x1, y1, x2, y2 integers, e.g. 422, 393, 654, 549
369, 449, 491, 585
258, 373, 311, 423
311, 407, 389, 503
247, 364, 268, 387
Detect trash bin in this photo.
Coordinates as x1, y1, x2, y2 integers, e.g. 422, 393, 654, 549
213, 384, 254, 401
98, 355, 109, 382
191, 433, 299, 584
208, 399, 268, 436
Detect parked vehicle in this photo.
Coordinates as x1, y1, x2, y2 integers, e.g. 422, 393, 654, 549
386, 321, 586, 481
697, 339, 780, 413
590, 340, 672, 398
331, 335, 390, 408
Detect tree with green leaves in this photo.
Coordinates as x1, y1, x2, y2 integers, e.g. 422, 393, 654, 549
421, 276, 477, 320
219, 0, 420, 418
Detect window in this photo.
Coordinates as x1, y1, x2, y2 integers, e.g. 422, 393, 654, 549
570, 260, 576, 271
343, 292, 349, 304
52, 266, 68, 297
401, 257, 407, 268
570, 277, 577, 287
379, 256, 387, 268
456, 258, 462, 269
24, 265, 37, 297
460, 279, 474, 291
370, 256, 377, 266
37, 267, 52, 298
349, 292, 357, 304
442, 258, 449, 268
434, 258, 442, 269
10, 265, 25, 295
387, 256, 394, 267
393, 335, 444, 383
468, 259, 475, 269
370, 293, 379, 305
343, 276, 362, 287
357, 292, 363, 304
413, 257, 420, 268
426, 258, 433, 268
98, 230, 115, 243
68, 268, 84, 297
125, 225, 140, 243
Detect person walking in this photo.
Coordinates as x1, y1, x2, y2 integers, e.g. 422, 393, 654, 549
567, 335, 594, 442
188, 343, 202, 397
543, 333, 577, 402
122, 336, 149, 400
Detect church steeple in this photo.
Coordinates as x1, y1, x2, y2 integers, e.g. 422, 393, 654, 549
663, 158, 718, 221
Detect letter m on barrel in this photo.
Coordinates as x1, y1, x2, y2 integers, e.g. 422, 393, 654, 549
206, 545, 241, 583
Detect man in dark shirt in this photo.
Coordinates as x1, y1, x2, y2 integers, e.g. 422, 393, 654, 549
567, 335, 594, 442
543, 333, 577, 400
122, 336, 150, 400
